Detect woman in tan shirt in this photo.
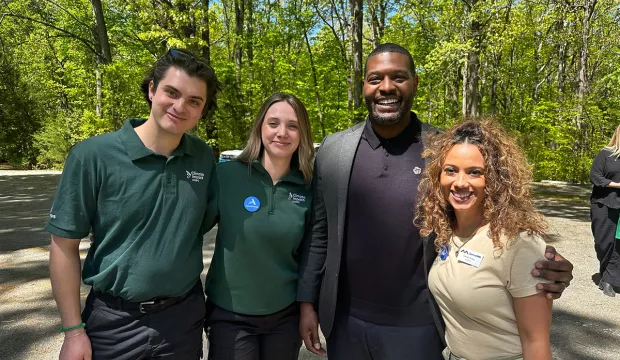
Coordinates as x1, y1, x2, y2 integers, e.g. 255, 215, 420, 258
415, 119, 552, 360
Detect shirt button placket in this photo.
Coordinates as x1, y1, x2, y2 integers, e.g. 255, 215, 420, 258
383, 150, 390, 172
165, 158, 177, 196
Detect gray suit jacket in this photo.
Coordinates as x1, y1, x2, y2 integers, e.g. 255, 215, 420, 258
297, 118, 446, 341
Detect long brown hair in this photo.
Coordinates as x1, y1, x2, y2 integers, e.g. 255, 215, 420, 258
237, 92, 314, 183
415, 119, 547, 251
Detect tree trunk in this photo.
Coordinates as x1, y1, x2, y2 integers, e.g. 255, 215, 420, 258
200, 0, 217, 153
234, 0, 244, 85
201, 0, 211, 66
95, 67, 102, 118
462, 60, 468, 118
465, 22, 481, 118
91, 0, 111, 118
91, 0, 111, 64
368, 0, 386, 47
302, 23, 325, 138
222, 0, 232, 60
350, 0, 363, 120
532, 31, 542, 103
246, 0, 254, 112
490, 52, 500, 115
556, 20, 567, 96
577, 0, 597, 126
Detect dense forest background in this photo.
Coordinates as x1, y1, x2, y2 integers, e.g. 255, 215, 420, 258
0, 0, 619, 182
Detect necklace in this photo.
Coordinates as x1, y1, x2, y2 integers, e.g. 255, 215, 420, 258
452, 224, 484, 255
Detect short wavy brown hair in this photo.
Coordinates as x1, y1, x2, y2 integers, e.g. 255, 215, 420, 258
414, 119, 547, 252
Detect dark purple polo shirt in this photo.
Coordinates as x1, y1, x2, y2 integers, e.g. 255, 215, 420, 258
339, 112, 435, 327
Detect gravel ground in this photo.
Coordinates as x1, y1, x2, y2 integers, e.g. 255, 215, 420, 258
0, 173, 618, 359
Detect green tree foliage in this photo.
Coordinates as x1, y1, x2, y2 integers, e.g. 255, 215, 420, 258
0, 0, 619, 181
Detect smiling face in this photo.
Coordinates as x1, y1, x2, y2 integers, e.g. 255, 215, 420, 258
148, 66, 207, 136
260, 101, 300, 162
363, 52, 418, 125
440, 144, 486, 221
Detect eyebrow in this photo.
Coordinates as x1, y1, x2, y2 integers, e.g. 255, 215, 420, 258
266, 117, 298, 122
162, 85, 205, 102
443, 164, 485, 169
366, 70, 411, 78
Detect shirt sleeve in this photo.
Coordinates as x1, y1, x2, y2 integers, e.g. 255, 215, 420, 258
507, 234, 549, 298
201, 159, 219, 234
45, 149, 97, 239
590, 150, 611, 187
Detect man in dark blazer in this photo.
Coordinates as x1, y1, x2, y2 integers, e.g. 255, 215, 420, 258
297, 43, 574, 359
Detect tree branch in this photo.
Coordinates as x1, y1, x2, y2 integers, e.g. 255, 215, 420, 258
311, 2, 347, 64
42, 0, 91, 30
1, 13, 99, 58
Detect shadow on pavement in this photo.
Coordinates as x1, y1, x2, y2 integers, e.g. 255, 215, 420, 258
0, 175, 60, 252
0, 306, 59, 359
0, 259, 50, 296
534, 199, 591, 223
551, 309, 620, 360
532, 183, 591, 223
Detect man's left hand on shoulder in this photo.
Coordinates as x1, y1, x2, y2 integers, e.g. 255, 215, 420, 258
532, 245, 574, 299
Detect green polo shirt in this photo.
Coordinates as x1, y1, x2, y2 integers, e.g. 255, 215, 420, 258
205, 160, 312, 315
46, 118, 217, 301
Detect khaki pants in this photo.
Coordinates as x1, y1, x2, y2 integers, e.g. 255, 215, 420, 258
442, 347, 524, 360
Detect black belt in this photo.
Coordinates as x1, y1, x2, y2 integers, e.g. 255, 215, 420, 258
93, 282, 201, 314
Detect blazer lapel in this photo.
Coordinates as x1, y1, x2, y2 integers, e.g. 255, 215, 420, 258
336, 123, 364, 245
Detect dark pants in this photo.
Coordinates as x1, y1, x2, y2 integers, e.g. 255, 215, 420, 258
205, 301, 301, 360
591, 203, 620, 286
326, 312, 443, 360
82, 282, 206, 360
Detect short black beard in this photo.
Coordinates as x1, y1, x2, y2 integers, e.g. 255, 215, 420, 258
365, 99, 411, 125
367, 104, 404, 125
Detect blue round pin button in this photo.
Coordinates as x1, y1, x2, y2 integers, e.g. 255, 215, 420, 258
244, 196, 261, 212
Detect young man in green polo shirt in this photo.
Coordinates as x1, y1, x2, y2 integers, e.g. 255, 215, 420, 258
47, 49, 220, 360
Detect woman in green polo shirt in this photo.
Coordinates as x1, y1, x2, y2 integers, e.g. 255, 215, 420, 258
204, 92, 315, 360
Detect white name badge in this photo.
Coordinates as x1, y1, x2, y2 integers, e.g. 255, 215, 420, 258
457, 248, 484, 268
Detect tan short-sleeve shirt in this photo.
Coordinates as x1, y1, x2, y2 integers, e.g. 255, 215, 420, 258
428, 225, 548, 359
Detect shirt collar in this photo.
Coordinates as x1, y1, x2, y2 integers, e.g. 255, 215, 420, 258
362, 112, 422, 150
251, 159, 306, 185
120, 118, 198, 160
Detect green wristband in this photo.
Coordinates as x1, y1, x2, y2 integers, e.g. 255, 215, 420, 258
60, 323, 85, 333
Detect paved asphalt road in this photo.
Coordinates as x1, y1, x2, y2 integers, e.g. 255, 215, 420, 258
0, 172, 618, 359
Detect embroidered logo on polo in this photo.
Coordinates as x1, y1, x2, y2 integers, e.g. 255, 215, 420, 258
413, 167, 422, 175
288, 192, 306, 204
186, 170, 204, 183
244, 196, 261, 212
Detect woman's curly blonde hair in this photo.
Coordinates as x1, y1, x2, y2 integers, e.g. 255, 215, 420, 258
414, 118, 547, 252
